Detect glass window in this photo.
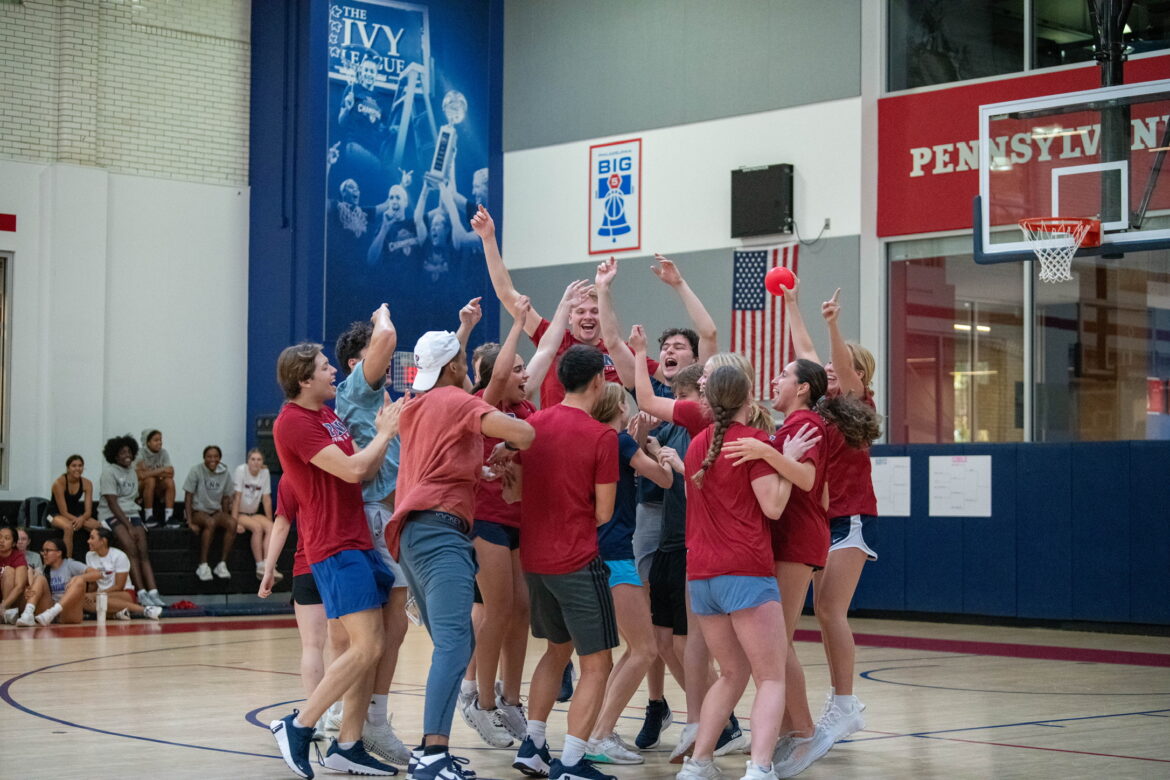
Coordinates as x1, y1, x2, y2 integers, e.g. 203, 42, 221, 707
1035, 249, 1170, 441
1034, 0, 1170, 68
888, 238, 1025, 443
888, 0, 1024, 91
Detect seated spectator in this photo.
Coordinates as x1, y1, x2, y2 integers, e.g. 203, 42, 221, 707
1, 525, 30, 624
135, 429, 176, 527
233, 448, 279, 581
185, 445, 236, 582
49, 454, 100, 558
16, 536, 88, 626
98, 434, 166, 608
82, 527, 161, 621
16, 527, 42, 574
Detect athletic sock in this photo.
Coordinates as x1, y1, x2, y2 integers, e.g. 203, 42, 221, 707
561, 735, 588, 767
460, 679, 477, 696
292, 715, 309, 729
833, 694, 856, 710
338, 740, 357, 750
144, 509, 154, 522
423, 744, 447, 756
164, 508, 174, 521
526, 720, 547, 748
368, 693, 388, 723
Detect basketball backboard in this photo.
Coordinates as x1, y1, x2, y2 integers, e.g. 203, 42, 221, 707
975, 78, 1170, 264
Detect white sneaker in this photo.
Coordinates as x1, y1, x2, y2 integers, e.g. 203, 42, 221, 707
2, 607, 17, 624
143, 605, 162, 620
113, 608, 131, 621
495, 680, 527, 740
464, 695, 514, 747
773, 727, 834, 778
15, 607, 36, 627
146, 590, 166, 607
770, 732, 800, 767
817, 693, 866, 744
457, 687, 476, 731
677, 756, 725, 779
586, 733, 643, 764
212, 561, 231, 579
35, 605, 62, 626
740, 760, 778, 780
195, 562, 213, 581
670, 723, 699, 763
362, 715, 410, 765
324, 702, 343, 731
138, 588, 151, 605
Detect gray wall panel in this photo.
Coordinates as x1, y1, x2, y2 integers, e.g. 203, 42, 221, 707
504, 0, 862, 152
504, 236, 861, 376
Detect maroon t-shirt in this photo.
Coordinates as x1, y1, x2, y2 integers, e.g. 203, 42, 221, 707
825, 392, 878, 518
684, 423, 777, 580
473, 390, 536, 528
0, 549, 28, 569
519, 404, 619, 575
770, 408, 830, 568
273, 402, 371, 566
529, 318, 658, 408
275, 480, 310, 577
672, 399, 712, 437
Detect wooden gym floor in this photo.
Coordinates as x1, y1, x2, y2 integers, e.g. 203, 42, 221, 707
1, 614, 1167, 779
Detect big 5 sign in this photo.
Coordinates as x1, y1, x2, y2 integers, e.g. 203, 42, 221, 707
589, 138, 641, 255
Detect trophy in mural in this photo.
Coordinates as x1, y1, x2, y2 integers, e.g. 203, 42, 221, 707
425, 90, 468, 187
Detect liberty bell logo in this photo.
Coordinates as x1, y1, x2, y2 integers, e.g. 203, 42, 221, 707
597, 171, 632, 240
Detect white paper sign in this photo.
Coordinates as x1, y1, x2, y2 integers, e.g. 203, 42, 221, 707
589, 138, 641, 254
871, 456, 911, 517
928, 455, 992, 517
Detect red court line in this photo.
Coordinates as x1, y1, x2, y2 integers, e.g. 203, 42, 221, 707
0, 617, 298, 640
792, 629, 1170, 668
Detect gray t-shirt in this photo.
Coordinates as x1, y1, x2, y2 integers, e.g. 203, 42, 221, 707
47, 559, 87, 600
98, 463, 140, 522
135, 446, 172, 471
183, 462, 234, 513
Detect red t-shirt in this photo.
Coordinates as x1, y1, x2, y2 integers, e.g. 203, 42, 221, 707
276, 480, 310, 577
387, 386, 497, 557
519, 404, 619, 575
770, 408, 830, 568
0, 549, 28, 569
825, 392, 878, 518
529, 318, 658, 408
672, 399, 712, 437
273, 402, 371, 566
473, 390, 536, 528
684, 423, 777, 580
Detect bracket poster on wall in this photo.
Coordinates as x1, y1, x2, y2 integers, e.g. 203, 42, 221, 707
928, 455, 992, 517
589, 138, 641, 255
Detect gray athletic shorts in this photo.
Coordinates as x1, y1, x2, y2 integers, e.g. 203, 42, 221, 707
525, 557, 619, 656
363, 501, 407, 588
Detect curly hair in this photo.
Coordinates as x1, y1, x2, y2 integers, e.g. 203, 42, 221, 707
471, 342, 501, 393
591, 382, 630, 425
817, 394, 882, 448
691, 365, 751, 488
334, 321, 373, 378
102, 434, 138, 464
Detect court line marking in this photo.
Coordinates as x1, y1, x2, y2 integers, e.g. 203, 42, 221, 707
861, 664, 1170, 696
899, 731, 1170, 764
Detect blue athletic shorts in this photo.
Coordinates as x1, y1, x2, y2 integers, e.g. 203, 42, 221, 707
310, 548, 394, 619
604, 558, 641, 588
688, 575, 780, 616
472, 518, 520, 551
829, 514, 878, 560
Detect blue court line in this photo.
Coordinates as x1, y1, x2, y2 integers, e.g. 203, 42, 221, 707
842, 706, 1170, 744
0, 637, 285, 760
861, 664, 1170, 696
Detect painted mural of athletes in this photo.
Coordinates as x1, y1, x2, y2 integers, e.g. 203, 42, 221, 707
325, 0, 495, 352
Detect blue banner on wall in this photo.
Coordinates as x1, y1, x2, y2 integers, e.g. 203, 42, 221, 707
325, 0, 493, 366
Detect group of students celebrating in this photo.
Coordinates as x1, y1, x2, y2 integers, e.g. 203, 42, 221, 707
266, 205, 881, 780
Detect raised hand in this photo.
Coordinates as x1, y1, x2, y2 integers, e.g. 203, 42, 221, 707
460, 296, 483, 330
781, 274, 801, 307
651, 254, 683, 287
561, 279, 592, 307
781, 422, 822, 461
513, 294, 532, 325
821, 288, 842, 325
595, 256, 618, 288
470, 205, 495, 239
628, 324, 647, 354
375, 394, 404, 438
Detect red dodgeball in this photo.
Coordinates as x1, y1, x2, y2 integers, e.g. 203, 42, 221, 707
765, 266, 796, 296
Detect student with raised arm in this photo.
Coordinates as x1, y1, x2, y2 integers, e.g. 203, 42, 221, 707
333, 302, 412, 765
270, 341, 402, 779
388, 328, 535, 780
472, 205, 624, 406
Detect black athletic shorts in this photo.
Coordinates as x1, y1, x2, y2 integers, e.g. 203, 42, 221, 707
649, 548, 688, 635
291, 572, 322, 606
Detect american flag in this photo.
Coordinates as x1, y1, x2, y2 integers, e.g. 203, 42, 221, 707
731, 245, 799, 398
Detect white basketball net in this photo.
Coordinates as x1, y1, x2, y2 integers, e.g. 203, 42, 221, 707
1018, 219, 1091, 284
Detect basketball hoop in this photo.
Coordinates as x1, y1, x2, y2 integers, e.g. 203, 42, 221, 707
1018, 217, 1101, 283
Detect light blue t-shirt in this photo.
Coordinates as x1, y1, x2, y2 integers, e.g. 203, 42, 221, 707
335, 359, 401, 503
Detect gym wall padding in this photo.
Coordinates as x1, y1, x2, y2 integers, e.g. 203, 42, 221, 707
860, 441, 1170, 625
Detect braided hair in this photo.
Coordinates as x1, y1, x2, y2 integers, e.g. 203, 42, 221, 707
691, 365, 751, 488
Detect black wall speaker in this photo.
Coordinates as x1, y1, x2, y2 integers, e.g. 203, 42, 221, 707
731, 164, 793, 238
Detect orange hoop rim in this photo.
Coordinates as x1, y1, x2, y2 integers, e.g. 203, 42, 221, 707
1018, 216, 1102, 247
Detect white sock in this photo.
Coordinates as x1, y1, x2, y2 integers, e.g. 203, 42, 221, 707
338, 740, 356, 750
292, 715, 309, 729
368, 693, 388, 723
561, 735, 588, 767
165, 508, 174, 520
526, 720, 547, 748
752, 763, 772, 774
41, 603, 63, 621
256, 558, 266, 569
834, 693, 856, 709
460, 678, 477, 696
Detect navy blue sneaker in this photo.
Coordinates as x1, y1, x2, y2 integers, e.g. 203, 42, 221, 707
512, 736, 552, 777
634, 698, 673, 749
548, 758, 616, 780
556, 661, 576, 703
320, 739, 397, 775
714, 712, 749, 756
270, 711, 315, 779
410, 750, 479, 779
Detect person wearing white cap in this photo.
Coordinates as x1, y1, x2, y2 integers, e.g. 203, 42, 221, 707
388, 329, 535, 780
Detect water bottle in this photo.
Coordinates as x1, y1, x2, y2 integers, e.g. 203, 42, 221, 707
96, 592, 107, 626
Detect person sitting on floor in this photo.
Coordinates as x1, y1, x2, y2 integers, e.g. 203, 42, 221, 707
82, 527, 161, 621
184, 445, 237, 582
15, 535, 89, 626
1, 525, 30, 624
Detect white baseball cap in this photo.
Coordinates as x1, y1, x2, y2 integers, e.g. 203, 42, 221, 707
412, 331, 461, 391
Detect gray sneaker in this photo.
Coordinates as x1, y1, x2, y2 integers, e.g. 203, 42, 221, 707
773, 727, 834, 778
495, 681, 527, 741
676, 756, 725, 779
362, 715, 410, 765
464, 695, 514, 747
